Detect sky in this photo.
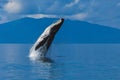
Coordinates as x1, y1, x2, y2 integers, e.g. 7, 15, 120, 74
0, 0, 120, 29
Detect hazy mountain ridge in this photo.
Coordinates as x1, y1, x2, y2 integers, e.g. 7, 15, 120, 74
0, 18, 120, 43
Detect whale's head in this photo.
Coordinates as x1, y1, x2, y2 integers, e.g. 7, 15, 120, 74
49, 18, 64, 35
35, 18, 64, 50
29, 18, 64, 61
42, 18, 64, 38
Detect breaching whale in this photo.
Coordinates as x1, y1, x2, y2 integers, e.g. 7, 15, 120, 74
29, 18, 64, 61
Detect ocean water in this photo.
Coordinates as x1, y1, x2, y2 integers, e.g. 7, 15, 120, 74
0, 44, 120, 80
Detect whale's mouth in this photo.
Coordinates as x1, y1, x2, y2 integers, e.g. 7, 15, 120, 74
50, 18, 64, 34
34, 18, 64, 51
29, 18, 64, 61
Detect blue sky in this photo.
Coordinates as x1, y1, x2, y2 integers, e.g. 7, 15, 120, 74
0, 0, 120, 29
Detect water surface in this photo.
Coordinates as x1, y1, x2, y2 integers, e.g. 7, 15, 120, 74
0, 44, 120, 80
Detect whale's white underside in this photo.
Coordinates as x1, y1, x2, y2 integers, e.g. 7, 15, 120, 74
29, 18, 64, 61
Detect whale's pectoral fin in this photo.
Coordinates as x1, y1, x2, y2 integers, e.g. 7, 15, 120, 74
35, 36, 49, 50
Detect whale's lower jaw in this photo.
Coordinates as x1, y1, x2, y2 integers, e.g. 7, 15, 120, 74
29, 51, 47, 61
29, 42, 48, 61
29, 51, 42, 60
29, 51, 53, 62
29, 47, 47, 60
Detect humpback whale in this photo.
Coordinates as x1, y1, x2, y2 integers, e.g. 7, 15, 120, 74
29, 18, 64, 61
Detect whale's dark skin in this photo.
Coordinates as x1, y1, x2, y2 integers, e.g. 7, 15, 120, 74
35, 18, 64, 51
29, 18, 64, 62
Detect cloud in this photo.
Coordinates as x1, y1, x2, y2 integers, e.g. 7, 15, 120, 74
0, 0, 120, 29
25, 13, 88, 21
0, 16, 8, 23
117, 2, 120, 6
3, 0, 22, 14
26, 14, 57, 19
65, 0, 80, 7
67, 13, 88, 20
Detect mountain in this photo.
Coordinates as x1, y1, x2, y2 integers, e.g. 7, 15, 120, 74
0, 18, 120, 43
